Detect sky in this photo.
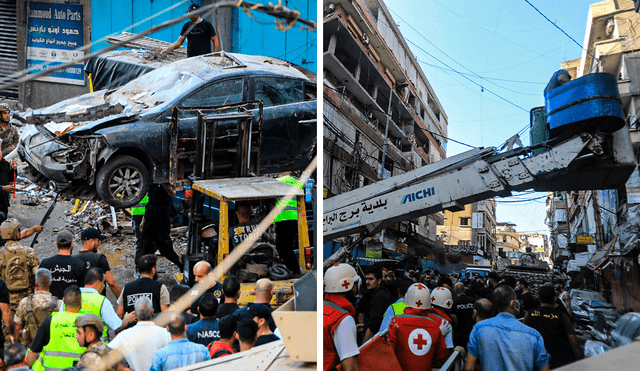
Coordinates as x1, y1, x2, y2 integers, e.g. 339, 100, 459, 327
386, 0, 600, 235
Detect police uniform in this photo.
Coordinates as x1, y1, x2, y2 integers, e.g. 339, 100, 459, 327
273, 176, 303, 275
14, 291, 61, 347
388, 307, 448, 371
117, 277, 169, 315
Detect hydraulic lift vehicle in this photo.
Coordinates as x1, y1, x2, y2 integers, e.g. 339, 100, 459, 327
323, 72, 638, 370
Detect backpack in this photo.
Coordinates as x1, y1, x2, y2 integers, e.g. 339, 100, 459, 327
21, 294, 58, 347
1, 246, 31, 292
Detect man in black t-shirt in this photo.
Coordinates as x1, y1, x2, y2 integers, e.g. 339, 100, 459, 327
524, 285, 582, 369
450, 282, 475, 349
38, 231, 86, 299
73, 227, 121, 298
161, 4, 219, 57
216, 276, 241, 319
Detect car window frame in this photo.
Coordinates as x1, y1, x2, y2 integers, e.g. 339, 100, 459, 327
249, 75, 308, 108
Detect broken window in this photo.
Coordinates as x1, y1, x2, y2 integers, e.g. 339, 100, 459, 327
254, 77, 304, 107
181, 78, 245, 108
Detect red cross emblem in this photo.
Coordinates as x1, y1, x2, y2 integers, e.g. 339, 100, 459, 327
415, 300, 422, 307
417, 284, 426, 290
446, 300, 451, 307
431, 296, 436, 302
341, 280, 350, 289
408, 328, 432, 356
413, 333, 428, 349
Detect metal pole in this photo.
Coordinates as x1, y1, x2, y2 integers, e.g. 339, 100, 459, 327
379, 84, 394, 179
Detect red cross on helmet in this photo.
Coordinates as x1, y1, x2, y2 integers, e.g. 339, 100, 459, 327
430, 287, 453, 309
405, 283, 431, 309
324, 263, 359, 293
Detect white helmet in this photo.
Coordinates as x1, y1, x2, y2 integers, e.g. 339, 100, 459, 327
431, 287, 453, 309
405, 283, 431, 309
324, 263, 359, 293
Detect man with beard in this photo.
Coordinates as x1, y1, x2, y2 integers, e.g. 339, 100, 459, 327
323, 263, 360, 371
359, 265, 391, 344
116, 254, 170, 318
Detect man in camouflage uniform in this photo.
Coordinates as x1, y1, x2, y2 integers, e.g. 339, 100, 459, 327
14, 268, 61, 347
75, 314, 123, 371
0, 220, 42, 313
0, 103, 18, 155
0, 103, 17, 226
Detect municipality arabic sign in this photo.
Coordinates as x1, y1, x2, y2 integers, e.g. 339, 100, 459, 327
26, 2, 85, 85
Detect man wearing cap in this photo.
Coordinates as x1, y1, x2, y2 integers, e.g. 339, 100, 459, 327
0, 219, 42, 314
0, 104, 17, 156
161, 4, 219, 57
73, 227, 121, 298
250, 304, 279, 346
38, 230, 87, 298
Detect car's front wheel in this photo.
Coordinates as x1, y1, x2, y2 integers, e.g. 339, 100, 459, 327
96, 155, 150, 208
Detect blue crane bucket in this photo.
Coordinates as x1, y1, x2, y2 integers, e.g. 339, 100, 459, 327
545, 73, 625, 139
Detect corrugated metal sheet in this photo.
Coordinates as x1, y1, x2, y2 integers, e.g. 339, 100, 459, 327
0, 0, 18, 98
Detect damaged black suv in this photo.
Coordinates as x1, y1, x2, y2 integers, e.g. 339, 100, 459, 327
16, 53, 316, 208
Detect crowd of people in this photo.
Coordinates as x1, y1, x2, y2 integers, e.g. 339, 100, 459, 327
324, 263, 582, 371
0, 224, 284, 371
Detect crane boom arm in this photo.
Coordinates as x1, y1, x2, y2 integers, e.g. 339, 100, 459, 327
324, 129, 636, 242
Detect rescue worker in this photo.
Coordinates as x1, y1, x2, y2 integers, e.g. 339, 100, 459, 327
378, 278, 412, 334
273, 174, 304, 276
14, 268, 61, 347
0, 220, 42, 313
388, 283, 449, 371
141, 184, 183, 272
323, 263, 359, 371
130, 194, 148, 274
26, 286, 86, 370
428, 287, 454, 349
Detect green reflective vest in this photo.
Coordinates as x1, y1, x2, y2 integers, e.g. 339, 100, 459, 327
391, 301, 407, 316
61, 291, 108, 339
42, 311, 85, 371
130, 195, 148, 216
273, 176, 304, 223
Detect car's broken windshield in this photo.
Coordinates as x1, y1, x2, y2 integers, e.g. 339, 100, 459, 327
107, 64, 204, 109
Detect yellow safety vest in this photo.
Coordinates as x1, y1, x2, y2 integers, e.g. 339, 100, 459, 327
273, 176, 304, 223
42, 312, 85, 371
62, 291, 108, 339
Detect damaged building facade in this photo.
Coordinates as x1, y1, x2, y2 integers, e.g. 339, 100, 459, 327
323, 0, 449, 263
546, 0, 640, 311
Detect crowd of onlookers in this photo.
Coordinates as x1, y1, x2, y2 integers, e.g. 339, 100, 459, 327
324, 263, 581, 371
0, 226, 284, 371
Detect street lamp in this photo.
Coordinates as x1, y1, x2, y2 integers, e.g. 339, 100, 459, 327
379, 82, 409, 179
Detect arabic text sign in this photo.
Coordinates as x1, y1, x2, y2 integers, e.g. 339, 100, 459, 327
323, 197, 389, 233
576, 234, 594, 245
26, 2, 85, 85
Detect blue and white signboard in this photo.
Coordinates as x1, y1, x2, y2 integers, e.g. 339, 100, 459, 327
26, 2, 85, 85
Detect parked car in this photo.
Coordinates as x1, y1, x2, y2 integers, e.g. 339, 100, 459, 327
16, 52, 317, 208
570, 289, 620, 325
583, 312, 640, 357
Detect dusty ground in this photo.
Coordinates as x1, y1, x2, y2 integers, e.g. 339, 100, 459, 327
9, 179, 186, 303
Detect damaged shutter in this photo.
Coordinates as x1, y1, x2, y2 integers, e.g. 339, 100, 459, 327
0, 0, 18, 98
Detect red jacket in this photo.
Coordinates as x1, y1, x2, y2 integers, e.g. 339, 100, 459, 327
323, 293, 356, 371
388, 307, 448, 371
207, 341, 234, 358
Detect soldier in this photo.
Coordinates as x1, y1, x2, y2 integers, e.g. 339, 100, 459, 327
0, 220, 42, 313
75, 314, 124, 371
14, 268, 61, 347
0, 103, 18, 225
0, 104, 18, 156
